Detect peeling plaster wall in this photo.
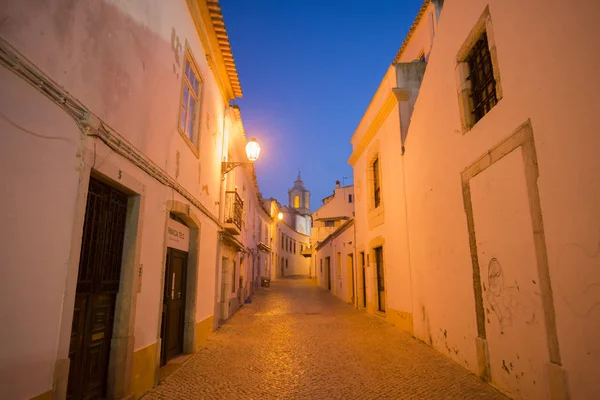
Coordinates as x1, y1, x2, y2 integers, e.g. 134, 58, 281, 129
0, 0, 225, 211
0, 1, 231, 398
402, 0, 600, 398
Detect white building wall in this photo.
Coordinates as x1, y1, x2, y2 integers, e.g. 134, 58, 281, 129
314, 223, 356, 304
277, 222, 310, 276
0, 1, 237, 398
351, 67, 413, 324
313, 185, 355, 220
351, 0, 600, 398
401, 1, 600, 398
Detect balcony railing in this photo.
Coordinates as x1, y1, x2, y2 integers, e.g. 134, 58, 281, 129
224, 190, 243, 234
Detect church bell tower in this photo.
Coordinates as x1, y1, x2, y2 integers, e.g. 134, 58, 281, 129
288, 172, 311, 216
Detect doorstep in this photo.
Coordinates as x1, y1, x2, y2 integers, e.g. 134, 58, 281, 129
158, 354, 192, 382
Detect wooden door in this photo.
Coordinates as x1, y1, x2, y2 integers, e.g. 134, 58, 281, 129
375, 247, 385, 312
326, 257, 331, 291
361, 266, 367, 308
347, 254, 355, 304
161, 248, 187, 365
68, 178, 128, 400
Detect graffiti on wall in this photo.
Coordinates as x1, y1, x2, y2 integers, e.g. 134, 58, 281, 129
484, 258, 540, 331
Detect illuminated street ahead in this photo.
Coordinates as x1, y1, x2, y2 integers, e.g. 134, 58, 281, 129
142, 278, 507, 399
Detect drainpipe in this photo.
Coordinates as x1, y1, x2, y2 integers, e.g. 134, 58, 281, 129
401, 143, 415, 328
213, 103, 230, 328
352, 218, 358, 309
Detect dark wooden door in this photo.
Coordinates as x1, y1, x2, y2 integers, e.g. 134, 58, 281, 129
68, 178, 128, 400
160, 248, 187, 365
375, 247, 385, 312
361, 266, 367, 308
349, 254, 355, 303
326, 257, 331, 291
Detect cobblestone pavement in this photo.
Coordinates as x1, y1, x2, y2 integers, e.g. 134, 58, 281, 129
143, 277, 507, 400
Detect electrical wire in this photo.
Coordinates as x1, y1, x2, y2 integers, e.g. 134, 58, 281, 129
0, 109, 78, 147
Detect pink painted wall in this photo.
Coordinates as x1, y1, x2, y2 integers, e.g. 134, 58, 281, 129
401, 0, 600, 398
0, 67, 83, 399
0, 0, 232, 397
1, 0, 226, 210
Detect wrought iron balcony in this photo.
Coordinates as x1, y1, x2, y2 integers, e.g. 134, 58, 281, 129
224, 190, 243, 235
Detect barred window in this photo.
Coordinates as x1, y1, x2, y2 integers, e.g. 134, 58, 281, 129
467, 32, 497, 122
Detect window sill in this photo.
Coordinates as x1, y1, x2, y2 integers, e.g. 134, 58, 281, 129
178, 130, 200, 158
460, 98, 501, 135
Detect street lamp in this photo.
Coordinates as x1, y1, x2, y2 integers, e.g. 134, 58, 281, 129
222, 138, 261, 175
277, 212, 283, 221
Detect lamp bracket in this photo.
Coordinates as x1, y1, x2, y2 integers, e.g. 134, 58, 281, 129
221, 161, 252, 175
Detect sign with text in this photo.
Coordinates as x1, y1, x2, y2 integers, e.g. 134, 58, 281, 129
167, 218, 189, 252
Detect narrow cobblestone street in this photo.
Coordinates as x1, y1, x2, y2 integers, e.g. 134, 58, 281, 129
143, 278, 507, 399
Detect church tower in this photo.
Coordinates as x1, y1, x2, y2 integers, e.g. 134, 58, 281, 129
288, 172, 311, 216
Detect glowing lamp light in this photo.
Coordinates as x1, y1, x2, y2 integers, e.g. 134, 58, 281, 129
222, 138, 261, 175
277, 212, 283, 220
245, 138, 261, 162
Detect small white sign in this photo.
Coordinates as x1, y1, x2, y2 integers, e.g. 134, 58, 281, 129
167, 218, 189, 252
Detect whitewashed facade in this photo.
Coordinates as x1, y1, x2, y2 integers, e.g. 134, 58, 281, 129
0, 1, 271, 399
350, 0, 600, 398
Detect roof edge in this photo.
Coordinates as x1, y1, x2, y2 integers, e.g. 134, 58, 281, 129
316, 218, 355, 250
392, 0, 431, 64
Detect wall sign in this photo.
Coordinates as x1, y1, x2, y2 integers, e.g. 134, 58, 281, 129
167, 218, 189, 252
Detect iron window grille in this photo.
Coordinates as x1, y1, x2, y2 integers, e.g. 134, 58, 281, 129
467, 32, 497, 123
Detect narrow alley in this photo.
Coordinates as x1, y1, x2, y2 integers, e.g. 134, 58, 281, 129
142, 278, 506, 400
2, 0, 600, 399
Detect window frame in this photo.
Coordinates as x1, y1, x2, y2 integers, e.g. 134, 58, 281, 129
467, 32, 497, 123
373, 157, 381, 208
455, 6, 503, 133
177, 47, 204, 156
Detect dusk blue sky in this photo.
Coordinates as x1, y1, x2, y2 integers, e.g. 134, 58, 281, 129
220, 0, 423, 207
